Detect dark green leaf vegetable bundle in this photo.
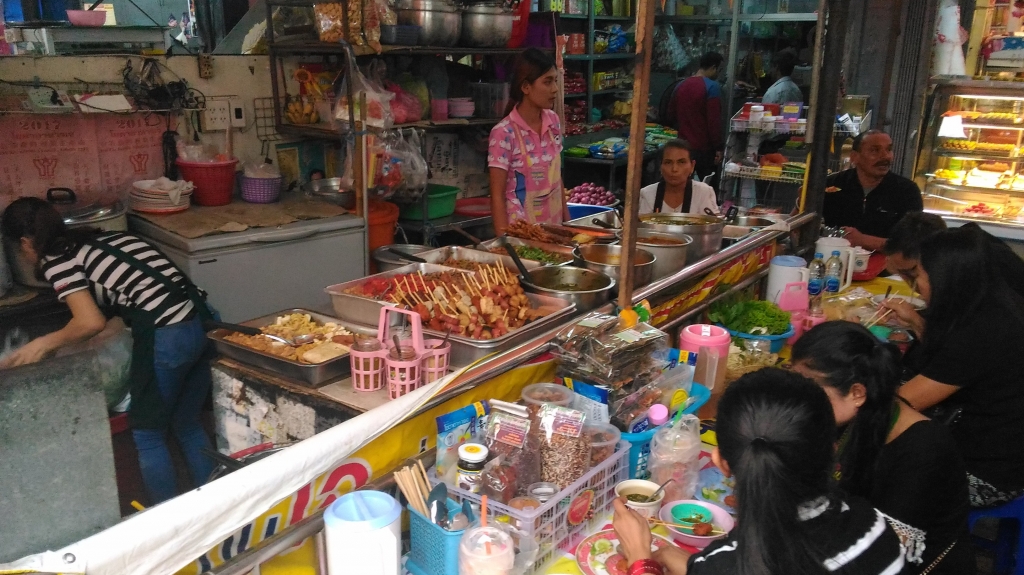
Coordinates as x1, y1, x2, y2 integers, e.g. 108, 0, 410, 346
708, 297, 791, 335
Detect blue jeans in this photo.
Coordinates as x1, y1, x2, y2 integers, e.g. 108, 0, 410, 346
132, 315, 215, 504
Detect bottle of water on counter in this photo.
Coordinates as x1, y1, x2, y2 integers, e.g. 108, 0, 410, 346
808, 253, 825, 313
824, 251, 843, 295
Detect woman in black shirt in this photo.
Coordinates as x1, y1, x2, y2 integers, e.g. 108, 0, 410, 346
613, 369, 905, 575
890, 226, 1024, 507
792, 321, 971, 575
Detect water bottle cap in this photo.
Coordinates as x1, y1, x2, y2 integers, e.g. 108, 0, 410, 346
814, 253, 823, 259
832, 250, 841, 256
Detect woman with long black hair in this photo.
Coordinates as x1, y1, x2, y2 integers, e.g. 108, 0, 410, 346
887, 226, 1024, 507
612, 369, 905, 575
1, 197, 215, 505
792, 321, 971, 574
487, 48, 569, 235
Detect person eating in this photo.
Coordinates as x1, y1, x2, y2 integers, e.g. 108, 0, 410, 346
612, 369, 906, 575
886, 226, 1024, 507
488, 48, 569, 235
792, 321, 971, 574
1, 197, 216, 505
823, 130, 923, 251
639, 139, 720, 215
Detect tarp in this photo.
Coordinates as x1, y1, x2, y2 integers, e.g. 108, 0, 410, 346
0, 369, 456, 575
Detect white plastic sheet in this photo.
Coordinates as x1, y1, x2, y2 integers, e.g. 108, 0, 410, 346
0, 371, 457, 575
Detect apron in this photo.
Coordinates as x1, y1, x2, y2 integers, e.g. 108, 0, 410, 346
85, 239, 213, 430
653, 180, 694, 214
508, 122, 563, 225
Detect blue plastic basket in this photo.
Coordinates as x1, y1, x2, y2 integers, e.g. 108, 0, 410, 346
566, 203, 615, 220
724, 324, 796, 354
407, 498, 464, 575
621, 382, 710, 479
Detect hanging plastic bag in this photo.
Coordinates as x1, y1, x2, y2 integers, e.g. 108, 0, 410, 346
388, 130, 428, 200
386, 82, 423, 125
648, 413, 701, 501
333, 51, 394, 129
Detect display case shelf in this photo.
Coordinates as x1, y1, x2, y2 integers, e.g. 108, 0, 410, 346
723, 167, 804, 185
933, 149, 1022, 161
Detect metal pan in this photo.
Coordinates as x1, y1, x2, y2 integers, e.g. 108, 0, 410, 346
474, 236, 576, 266
325, 263, 472, 327
207, 308, 376, 387
427, 292, 576, 366
564, 210, 623, 231
416, 245, 542, 271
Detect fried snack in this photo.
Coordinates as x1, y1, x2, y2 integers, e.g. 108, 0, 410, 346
223, 313, 353, 363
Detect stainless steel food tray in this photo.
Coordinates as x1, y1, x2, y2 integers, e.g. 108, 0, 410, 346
416, 245, 542, 271
207, 308, 376, 387
325, 263, 472, 327
565, 210, 623, 231
425, 291, 576, 366
473, 236, 576, 266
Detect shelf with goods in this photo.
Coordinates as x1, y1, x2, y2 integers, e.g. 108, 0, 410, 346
914, 79, 1024, 240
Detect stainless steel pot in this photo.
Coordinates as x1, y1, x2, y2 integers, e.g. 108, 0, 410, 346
729, 216, 776, 228
303, 178, 356, 209
461, 3, 513, 47
638, 214, 724, 262
574, 244, 655, 289
397, 0, 461, 46
520, 266, 614, 312
371, 244, 433, 272
637, 231, 692, 281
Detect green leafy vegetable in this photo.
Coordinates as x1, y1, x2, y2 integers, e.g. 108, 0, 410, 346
708, 297, 791, 335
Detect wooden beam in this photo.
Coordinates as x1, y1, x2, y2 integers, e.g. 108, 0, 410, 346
616, 0, 657, 309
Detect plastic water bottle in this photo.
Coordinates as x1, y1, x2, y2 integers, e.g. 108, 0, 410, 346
824, 251, 844, 295
808, 253, 825, 313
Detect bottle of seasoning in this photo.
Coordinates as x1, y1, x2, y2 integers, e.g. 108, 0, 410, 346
456, 443, 489, 494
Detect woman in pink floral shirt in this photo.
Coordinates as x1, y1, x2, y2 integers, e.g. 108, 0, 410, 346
488, 48, 569, 234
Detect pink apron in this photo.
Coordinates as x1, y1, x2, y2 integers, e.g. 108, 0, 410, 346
507, 122, 563, 225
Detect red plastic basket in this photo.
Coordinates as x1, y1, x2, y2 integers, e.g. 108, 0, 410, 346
177, 158, 238, 206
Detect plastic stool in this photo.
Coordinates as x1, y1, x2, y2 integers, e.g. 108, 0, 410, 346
969, 495, 1024, 575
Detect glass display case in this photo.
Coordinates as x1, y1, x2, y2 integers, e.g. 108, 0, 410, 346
915, 78, 1024, 239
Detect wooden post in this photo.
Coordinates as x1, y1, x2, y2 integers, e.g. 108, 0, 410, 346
616, 0, 657, 309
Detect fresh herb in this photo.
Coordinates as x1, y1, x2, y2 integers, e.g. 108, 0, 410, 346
708, 297, 791, 335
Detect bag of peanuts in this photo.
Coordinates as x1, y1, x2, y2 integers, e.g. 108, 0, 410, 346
313, 1, 363, 45
536, 404, 591, 490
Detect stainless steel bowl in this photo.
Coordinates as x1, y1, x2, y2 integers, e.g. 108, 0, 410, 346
303, 178, 356, 209
575, 244, 655, 289
371, 244, 433, 272
520, 266, 615, 312
397, 0, 461, 46
461, 3, 513, 47
639, 213, 724, 262
636, 231, 692, 281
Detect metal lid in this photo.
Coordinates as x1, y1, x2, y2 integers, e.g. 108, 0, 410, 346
397, 0, 459, 11
46, 188, 126, 226
463, 3, 509, 13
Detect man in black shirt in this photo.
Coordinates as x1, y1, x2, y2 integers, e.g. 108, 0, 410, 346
823, 130, 923, 251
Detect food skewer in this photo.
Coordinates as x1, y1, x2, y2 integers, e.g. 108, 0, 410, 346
648, 519, 726, 535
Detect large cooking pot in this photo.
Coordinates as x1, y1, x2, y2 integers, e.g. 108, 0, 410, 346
397, 0, 461, 46
638, 213, 724, 262
636, 231, 692, 281
461, 3, 513, 47
7, 189, 128, 288
574, 244, 655, 289
520, 266, 614, 312
303, 178, 356, 209
371, 244, 433, 272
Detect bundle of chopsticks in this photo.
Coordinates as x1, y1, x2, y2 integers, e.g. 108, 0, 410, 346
863, 287, 894, 329
394, 460, 431, 516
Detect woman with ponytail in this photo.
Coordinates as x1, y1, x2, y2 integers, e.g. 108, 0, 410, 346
792, 321, 970, 574
613, 368, 905, 575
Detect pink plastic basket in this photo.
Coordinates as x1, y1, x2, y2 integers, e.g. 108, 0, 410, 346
240, 175, 282, 203
357, 307, 428, 398
350, 340, 387, 392
421, 339, 450, 384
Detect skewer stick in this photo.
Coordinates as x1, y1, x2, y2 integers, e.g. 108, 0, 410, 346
865, 309, 894, 329
416, 460, 432, 495
481, 267, 491, 290
648, 519, 726, 535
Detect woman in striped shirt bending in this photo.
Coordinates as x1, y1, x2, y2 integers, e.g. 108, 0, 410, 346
1, 197, 215, 504
613, 369, 906, 575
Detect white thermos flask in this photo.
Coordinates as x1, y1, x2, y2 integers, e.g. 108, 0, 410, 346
324, 490, 402, 575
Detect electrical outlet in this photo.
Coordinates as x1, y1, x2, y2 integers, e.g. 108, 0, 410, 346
229, 99, 246, 128
202, 100, 231, 131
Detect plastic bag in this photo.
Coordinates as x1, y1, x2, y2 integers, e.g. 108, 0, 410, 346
333, 51, 393, 129
536, 404, 590, 489
313, 1, 362, 44
243, 160, 281, 178
648, 414, 701, 502
386, 82, 423, 125
363, 0, 382, 52
481, 403, 538, 503
387, 130, 427, 200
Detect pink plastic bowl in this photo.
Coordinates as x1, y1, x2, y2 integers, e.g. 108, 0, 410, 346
659, 499, 734, 548
66, 9, 107, 26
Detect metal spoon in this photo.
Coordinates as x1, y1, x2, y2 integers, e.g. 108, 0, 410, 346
262, 333, 317, 346
206, 320, 316, 346
649, 478, 674, 501
434, 327, 452, 349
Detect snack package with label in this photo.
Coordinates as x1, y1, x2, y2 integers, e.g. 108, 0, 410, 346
481, 402, 538, 502
536, 404, 591, 489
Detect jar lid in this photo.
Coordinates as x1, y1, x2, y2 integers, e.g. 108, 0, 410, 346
527, 482, 560, 502
458, 443, 488, 463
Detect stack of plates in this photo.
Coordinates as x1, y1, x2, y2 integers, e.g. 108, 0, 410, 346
130, 178, 194, 214
448, 97, 475, 119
